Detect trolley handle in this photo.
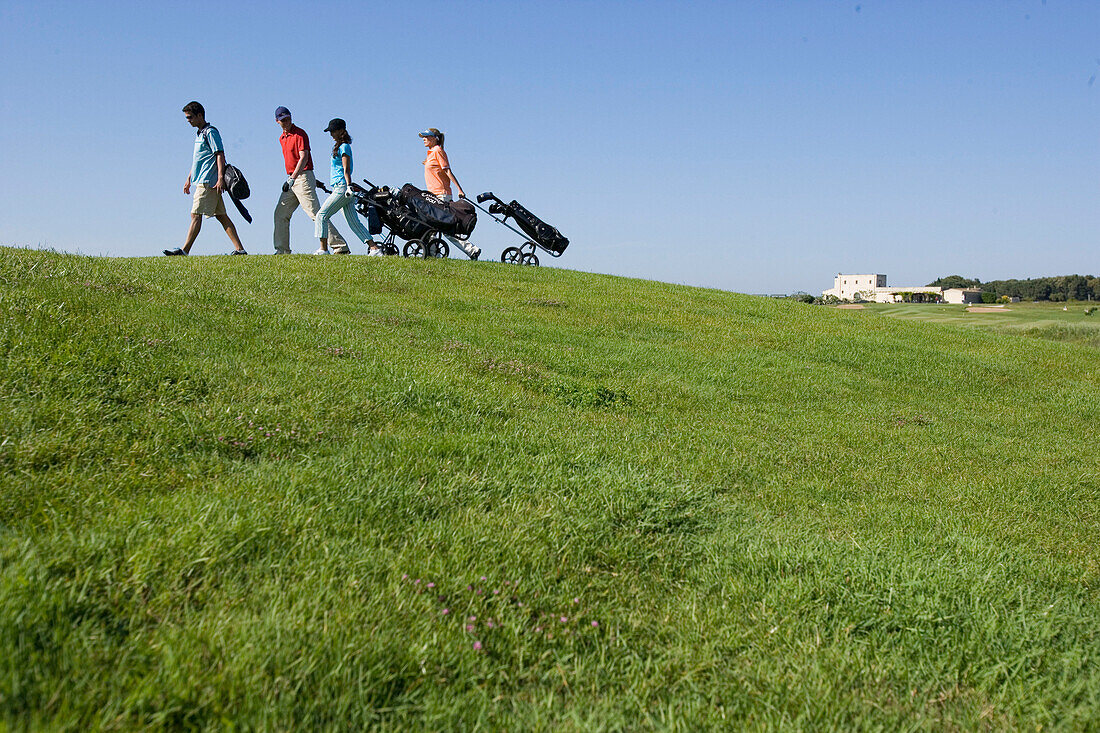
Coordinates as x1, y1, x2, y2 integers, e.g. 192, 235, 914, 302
317, 181, 369, 195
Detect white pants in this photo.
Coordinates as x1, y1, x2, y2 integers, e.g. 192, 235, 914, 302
315, 184, 373, 245
273, 171, 346, 253
437, 193, 478, 258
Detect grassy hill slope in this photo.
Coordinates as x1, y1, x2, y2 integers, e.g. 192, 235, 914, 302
2, 247, 1099, 729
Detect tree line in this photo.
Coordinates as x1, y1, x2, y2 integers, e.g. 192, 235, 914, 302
928, 274, 1100, 302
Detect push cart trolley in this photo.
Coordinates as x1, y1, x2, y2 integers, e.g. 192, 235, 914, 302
471, 192, 569, 267
318, 180, 477, 259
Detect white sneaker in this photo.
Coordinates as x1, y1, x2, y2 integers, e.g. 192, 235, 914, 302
367, 247, 384, 257
313, 248, 330, 255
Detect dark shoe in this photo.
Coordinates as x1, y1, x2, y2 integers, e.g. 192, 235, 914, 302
230, 249, 248, 255
163, 248, 186, 256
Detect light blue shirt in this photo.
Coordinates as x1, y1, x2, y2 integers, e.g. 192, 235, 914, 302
331, 143, 352, 187
190, 125, 223, 186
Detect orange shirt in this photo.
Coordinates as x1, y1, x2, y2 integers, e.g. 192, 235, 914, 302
423, 145, 451, 196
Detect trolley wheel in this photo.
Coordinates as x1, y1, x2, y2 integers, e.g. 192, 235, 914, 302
501, 246, 523, 265
382, 242, 399, 256
403, 240, 426, 258
424, 233, 449, 259
521, 252, 540, 267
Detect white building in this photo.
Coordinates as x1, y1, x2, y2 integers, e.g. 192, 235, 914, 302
822, 274, 942, 303
822, 274, 886, 301
943, 288, 983, 304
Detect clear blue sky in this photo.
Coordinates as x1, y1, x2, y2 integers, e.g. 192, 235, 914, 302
1, 0, 1096, 294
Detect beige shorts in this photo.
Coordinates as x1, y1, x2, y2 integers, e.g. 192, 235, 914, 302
191, 184, 227, 217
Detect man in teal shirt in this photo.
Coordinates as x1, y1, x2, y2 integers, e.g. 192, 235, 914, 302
164, 101, 248, 256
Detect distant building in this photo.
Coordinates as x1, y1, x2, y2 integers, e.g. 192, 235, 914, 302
822, 274, 886, 300
943, 288, 983, 304
822, 273, 941, 303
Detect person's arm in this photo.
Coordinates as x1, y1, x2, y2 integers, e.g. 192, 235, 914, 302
290, 148, 310, 179
341, 154, 353, 191
443, 168, 465, 199
214, 151, 226, 192
184, 173, 191, 195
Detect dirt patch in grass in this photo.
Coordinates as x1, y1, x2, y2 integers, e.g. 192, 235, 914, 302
836, 305, 865, 310
966, 307, 1010, 313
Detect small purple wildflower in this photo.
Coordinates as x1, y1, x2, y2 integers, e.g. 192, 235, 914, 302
573, 597, 579, 604
560, 616, 568, 623
591, 621, 599, 628
468, 616, 476, 622
480, 576, 487, 582
402, 574, 408, 580
493, 589, 500, 595
442, 609, 450, 615
426, 582, 435, 589
414, 579, 421, 584
473, 641, 482, 651
466, 624, 474, 632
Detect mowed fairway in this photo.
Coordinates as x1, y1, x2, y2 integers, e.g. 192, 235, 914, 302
868, 300, 1100, 349
2, 247, 1099, 729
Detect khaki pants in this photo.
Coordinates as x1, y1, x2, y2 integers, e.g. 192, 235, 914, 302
273, 170, 346, 253
192, 184, 227, 217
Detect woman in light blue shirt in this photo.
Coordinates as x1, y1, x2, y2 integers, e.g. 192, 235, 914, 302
314, 118, 380, 255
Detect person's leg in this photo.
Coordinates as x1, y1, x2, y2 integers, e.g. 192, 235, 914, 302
315, 189, 344, 251
215, 213, 246, 252
442, 233, 480, 259
297, 172, 347, 251
182, 214, 202, 253
179, 185, 214, 253
339, 194, 373, 246
206, 191, 244, 252
274, 185, 299, 254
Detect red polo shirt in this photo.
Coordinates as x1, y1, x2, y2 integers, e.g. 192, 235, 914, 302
280, 125, 313, 175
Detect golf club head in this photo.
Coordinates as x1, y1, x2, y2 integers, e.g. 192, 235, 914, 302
476, 192, 494, 204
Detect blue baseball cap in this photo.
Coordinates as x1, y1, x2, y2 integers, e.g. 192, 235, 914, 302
275, 106, 291, 121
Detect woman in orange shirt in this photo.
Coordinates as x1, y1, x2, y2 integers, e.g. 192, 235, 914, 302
420, 128, 480, 260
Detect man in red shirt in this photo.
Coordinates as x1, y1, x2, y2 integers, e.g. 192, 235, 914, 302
273, 106, 348, 254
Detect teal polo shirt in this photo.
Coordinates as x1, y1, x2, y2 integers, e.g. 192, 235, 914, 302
191, 125, 224, 186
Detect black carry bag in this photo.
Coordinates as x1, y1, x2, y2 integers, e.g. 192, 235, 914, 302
398, 184, 457, 232
223, 164, 250, 200
449, 198, 477, 237
355, 198, 384, 235
222, 164, 252, 223
508, 201, 567, 254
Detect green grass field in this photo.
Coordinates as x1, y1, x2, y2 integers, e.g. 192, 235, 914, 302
868, 300, 1100, 349
2, 247, 1099, 729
